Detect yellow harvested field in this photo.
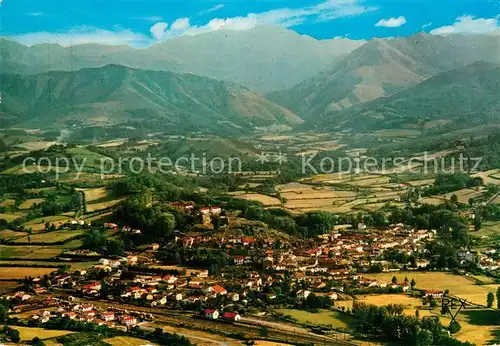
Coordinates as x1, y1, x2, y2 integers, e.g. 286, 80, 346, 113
473, 169, 500, 185
0, 199, 15, 207
358, 294, 421, 307
366, 272, 500, 305
407, 179, 435, 187
285, 198, 349, 209
11, 326, 72, 341
77, 187, 108, 202
23, 215, 73, 232
19, 198, 45, 209
233, 193, 282, 207
346, 176, 391, 186
95, 138, 129, 147
104, 336, 156, 346
306, 173, 352, 183
86, 198, 126, 212
261, 135, 293, 141
418, 197, 445, 205
282, 190, 356, 200
14, 230, 85, 244
0, 229, 27, 240
17, 141, 58, 151
0, 213, 25, 222
159, 324, 240, 345
493, 195, 500, 204
277, 182, 319, 192
441, 188, 485, 204
0, 267, 56, 279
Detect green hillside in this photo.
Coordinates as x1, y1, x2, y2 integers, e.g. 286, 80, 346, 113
0, 26, 364, 92
0, 65, 303, 134
308, 61, 500, 132
268, 33, 500, 119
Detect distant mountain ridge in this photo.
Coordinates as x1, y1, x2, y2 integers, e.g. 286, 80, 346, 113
1, 25, 365, 92
0, 64, 303, 134
306, 61, 500, 132
267, 33, 500, 119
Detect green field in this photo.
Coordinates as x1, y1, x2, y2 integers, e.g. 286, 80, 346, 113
276, 309, 355, 330
366, 272, 499, 305
0, 241, 83, 259
13, 230, 85, 244
18, 198, 46, 210
67, 147, 111, 170
0, 213, 26, 222
0, 229, 28, 241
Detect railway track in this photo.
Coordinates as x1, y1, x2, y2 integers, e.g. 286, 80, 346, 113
77, 297, 356, 345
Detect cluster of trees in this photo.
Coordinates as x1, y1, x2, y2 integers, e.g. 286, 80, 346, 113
303, 293, 333, 311
487, 288, 500, 308
0, 325, 20, 343
30, 186, 81, 217
422, 173, 483, 197
352, 302, 473, 345
0, 181, 81, 226
0, 173, 52, 196
131, 326, 192, 346
159, 247, 228, 275
113, 198, 177, 244
83, 230, 125, 256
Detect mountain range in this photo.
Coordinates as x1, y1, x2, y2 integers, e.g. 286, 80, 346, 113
0, 25, 364, 92
0, 65, 302, 134
267, 33, 500, 120
1, 28, 499, 135
306, 61, 500, 132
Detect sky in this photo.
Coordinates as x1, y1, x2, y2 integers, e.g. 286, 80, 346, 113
0, 0, 499, 47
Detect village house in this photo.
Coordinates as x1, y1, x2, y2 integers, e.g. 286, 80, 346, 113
101, 311, 115, 321
203, 308, 219, 319
424, 290, 444, 299
82, 281, 101, 294
121, 316, 137, 327
205, 284, 227, 296
222, 311, 241, 322
296, 290, 311, 300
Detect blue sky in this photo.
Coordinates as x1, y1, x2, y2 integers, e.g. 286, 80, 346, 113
1, 0, 499, 46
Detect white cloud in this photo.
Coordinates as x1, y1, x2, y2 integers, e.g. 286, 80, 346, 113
171, 18, 191, 30
150, 22, 169, 41
9, 0, 376, 46
375, 16, 407, 28
150, 0, 377, 42
11, 27, 151, 47
198, 4, 225, 16
430, 15, 500, 35
27, 12, 44, 17
422, 22, 432, 29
